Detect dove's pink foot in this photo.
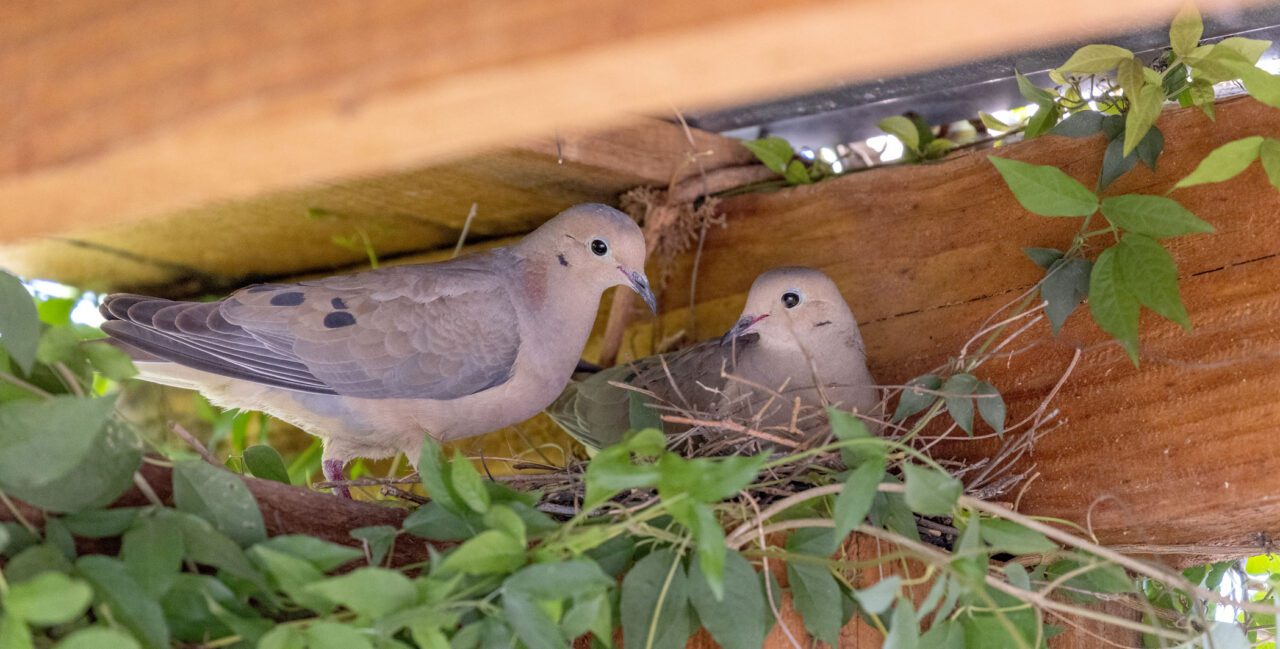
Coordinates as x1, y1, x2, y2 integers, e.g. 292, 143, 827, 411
322, 459, 352, 498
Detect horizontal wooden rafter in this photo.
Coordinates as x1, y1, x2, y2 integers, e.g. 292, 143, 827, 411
0, 0, 1243, 246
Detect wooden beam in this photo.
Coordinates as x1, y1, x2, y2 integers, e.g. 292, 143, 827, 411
1, 0, 1239, 245
646, 96, 1280, 551
0, 119, 755, 293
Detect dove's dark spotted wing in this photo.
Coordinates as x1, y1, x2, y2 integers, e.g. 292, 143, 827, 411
101, 250, 524, 400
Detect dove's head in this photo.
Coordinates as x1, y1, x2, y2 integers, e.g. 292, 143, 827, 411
527, 203, 656, 312
722, 267, 860, 352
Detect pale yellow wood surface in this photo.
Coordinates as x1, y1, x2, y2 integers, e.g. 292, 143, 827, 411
0, 119, 755, 292
1, 0, 1250, 247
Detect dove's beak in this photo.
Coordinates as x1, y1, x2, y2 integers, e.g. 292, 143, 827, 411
721, 313, 768, 346
620, 267, 657, 314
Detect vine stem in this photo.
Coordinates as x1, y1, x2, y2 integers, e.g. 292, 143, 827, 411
959, 496, 1279, 615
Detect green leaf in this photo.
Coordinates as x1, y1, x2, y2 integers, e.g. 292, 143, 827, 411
979, 519, 1058, 555
0, 272, 39, 374
402, 501, 478, 542
0, 397, 140, 513
3, 572, 92, 626
304, 621, 373, 649
941, 373, 978, 435
1099, 137, 1138, 192
1048, 111, 1105, 138
1089, 247, 1141, 363
351, 525, 397, 566
502, 591, 566, 649
504, 560, 613, 600
620, 548, 692, 649
1123, 84, 1165, 156
5, 544, 72, 583
1260, 139, 1280, 192
1101, 194, 1215, 238
878, 116, 921, 151
903, 464, 961, 515
449, 450, 491, 514
1174, 136, 1263, 188
892, 374, 941, 422
305, 567, 417, 618
0, 613, 32, 649
584, 428, 665, 504
919, 619, 965, 649
1136, 124, 1165, 171
787, 529, 842, 646
688, 551, 769, 649
122, 513, 185, 598
1025, 247, 1064, 269
76, 556, 170, 649
172, 460, 266, 546
783, 159, 813, 185
1187, 78, 1217, 120
979, 111, 1017, 133
258, 626, 307, 649
741, 136, 795, 174
1024, 101, 1060, 139
249, 545, 332, 613
1015, 71, 1056, 105
1117, 57, 1146, 103
440, 530, 526, 576
1057, 44, 1134, 74
53, 627, 142, 649
169, 511, 263, 587
989, 157, 1098, 217
833, 455, 885, 542
61, 508, 141, 538
1217, 37, 1271, 65
84, 343, 138, 381
1170, 3, 1203, 57
1225, 56, 1280, 108
1041, 258, 1092, 334
1117, 233, 1190, 330
883, 599, 920, 649
242, 445, 290, 484
974, 381, 1006, 436
418, 438, 464, 515
853, 576, 901, 614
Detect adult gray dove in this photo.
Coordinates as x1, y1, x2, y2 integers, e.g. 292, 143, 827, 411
100, 203, 656, 497
547, 267, 879, 450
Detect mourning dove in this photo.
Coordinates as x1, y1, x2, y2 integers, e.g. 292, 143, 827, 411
100, 204, 656, 496
547, 267, 880, 450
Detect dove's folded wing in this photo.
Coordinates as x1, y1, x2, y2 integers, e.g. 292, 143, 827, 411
101, 251, 523, 401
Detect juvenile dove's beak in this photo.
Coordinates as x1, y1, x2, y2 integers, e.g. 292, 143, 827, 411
621, 267, 658, 314
721, 313, 768, 346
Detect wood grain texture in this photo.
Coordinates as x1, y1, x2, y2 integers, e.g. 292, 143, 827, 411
0, 119, 755, 293
642, 96, 1280, 554
1, 0, 1242, 245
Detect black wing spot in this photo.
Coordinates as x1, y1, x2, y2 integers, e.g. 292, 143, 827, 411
270, 292, 306, 306
557, 253, 570, 267
323, 312, 357, 329
331, 297, 349, 310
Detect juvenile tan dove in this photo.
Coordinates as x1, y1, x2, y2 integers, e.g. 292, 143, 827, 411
547, 267, 880, 450
100, 204, 656, 496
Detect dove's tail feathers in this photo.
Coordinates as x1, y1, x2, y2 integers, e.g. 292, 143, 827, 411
99, 294, 337, 395
545, 364, 642, 451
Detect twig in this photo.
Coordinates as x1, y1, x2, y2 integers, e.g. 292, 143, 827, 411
661, 415, 800, 449
170, 422, 219, 465
380, 485, 429, 504
452, 203, 478, 259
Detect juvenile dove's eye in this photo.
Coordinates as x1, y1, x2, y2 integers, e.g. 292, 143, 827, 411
782, 292, 801, 308
590, 239, 609, 256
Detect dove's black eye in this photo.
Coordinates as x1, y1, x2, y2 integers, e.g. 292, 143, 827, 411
590, 239, 609, 256
781, 292, 801, 309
